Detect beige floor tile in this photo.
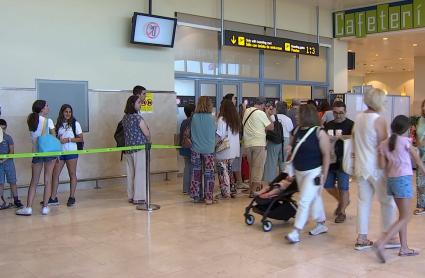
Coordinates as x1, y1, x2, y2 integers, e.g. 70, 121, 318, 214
1, 177, 424, 278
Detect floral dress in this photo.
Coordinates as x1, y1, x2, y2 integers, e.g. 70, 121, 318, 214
416, 116, 425, 209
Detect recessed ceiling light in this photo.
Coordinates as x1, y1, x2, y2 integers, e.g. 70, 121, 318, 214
399, 57, 404, 60
370, 64, 374, 67
348, 49, 353, 52
383, 37, 388, 40
413, 43, 418, 47
375, 54, 379, 57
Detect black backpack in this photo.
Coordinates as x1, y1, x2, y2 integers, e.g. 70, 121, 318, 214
71, 120, 84, 150
266, 115, 284, 144
114, 121, 125, 147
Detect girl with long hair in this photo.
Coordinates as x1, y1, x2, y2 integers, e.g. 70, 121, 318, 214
49, 104, 84, 207
215, 99, 241, 199
374, 115, 425, 262
16, 100, 57, 216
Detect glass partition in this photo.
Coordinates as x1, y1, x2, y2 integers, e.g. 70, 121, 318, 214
299, 47, 327, 82
264, 51, 296, 80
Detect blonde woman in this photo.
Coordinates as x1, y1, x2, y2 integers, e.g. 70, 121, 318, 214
190, 97, 216, 204
353, 88, 397, 250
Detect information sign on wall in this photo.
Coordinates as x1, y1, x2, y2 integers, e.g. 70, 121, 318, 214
141, 92, 154, 113
224, 30, 319, 56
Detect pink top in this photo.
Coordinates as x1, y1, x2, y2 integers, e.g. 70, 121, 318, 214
379, 136, 413, 178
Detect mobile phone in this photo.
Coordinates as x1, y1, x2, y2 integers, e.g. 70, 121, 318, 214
314, 176, 321, 186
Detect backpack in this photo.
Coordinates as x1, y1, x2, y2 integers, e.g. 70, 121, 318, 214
71, 120, 84, 150
181, 118, 192, 148
266, 115, 284, 144
114, 121, 125, 147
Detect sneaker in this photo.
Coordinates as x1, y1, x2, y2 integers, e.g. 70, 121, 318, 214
14, 199, 23, 208
236, 182, 250, 190
16, 207, 32, 216
309, 223, 329, 236
40, 197, 59, 206
285, 230, 300, 243
67, 197, 76, 207
41, 206, 50, 215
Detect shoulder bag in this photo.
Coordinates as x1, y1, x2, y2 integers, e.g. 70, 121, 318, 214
37, 118, 62, 153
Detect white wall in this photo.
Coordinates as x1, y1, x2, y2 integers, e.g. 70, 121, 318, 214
0, 0, 333, 90
414, 57, 425, 115
347, 74, 365, 91
364, 71, 414, 98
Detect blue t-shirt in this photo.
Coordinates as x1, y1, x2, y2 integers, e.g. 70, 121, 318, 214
191, 113, 216, 154
0, 133, 13, 155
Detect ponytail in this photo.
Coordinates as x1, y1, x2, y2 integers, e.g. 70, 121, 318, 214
388, 133, 397, 152
27, 112, 39, 132
28, 99, 47, 132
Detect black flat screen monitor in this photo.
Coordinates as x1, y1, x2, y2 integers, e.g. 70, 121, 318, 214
130, 12, 177, 47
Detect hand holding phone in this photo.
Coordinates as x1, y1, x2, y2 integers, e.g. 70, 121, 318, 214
314, 176, 321, 186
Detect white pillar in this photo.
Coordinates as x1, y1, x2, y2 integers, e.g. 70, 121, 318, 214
414, 56, 425, 115
329, 39, 348, 94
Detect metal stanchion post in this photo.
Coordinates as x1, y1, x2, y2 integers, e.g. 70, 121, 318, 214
137, 143, 160, 211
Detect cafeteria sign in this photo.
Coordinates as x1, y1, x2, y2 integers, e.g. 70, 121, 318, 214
141, 92, 154, 113
334, 0, 425, 38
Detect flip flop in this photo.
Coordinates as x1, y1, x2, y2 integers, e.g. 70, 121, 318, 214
414, 208, 425, 215
398, 249, 419, 257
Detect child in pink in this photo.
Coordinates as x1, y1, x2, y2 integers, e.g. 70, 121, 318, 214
375, 115, 425, 262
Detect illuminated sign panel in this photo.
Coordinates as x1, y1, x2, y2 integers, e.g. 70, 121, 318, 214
224, 30, 319, 56
334, 0, 425, 38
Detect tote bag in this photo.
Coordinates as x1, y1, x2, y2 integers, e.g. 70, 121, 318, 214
37, 118, 62, 153
342, 138, 354, 176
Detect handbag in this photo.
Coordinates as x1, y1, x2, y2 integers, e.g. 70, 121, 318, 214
37, 118, 62, 153
342, 138, 354, 175
283, 126, 318, 176
215, 137, 230, 153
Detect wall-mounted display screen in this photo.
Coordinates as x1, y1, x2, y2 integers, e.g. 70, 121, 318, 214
131, 12, 177, 47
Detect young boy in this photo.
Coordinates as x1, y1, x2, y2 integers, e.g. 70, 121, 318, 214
0, 119, 23, 209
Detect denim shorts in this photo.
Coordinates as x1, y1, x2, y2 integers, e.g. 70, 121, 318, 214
0, 159, 17, 184
324, 168, 350, 191
32, 156, 57, 164
59, 154, 78, 161
387, 175, 413, 199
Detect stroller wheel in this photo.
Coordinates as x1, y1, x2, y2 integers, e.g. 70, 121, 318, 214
245, 214, 255, 225
262, 220, 272, 232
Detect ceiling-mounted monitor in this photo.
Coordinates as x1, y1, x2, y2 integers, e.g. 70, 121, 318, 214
130, 12, 177, 47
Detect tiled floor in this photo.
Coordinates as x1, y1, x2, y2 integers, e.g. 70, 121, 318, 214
1, 177, 424, 278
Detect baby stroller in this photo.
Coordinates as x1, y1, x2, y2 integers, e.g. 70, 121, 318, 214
244, 172, 298, 232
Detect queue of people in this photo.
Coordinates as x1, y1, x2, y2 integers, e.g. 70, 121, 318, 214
1, 85, 423, 262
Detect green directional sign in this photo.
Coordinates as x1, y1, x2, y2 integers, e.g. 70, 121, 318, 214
333, 0, 425, 38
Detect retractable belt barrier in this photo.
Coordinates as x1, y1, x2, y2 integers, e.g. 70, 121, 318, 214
0, 143, 181, 212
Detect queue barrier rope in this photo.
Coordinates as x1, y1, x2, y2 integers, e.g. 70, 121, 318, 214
0, 143, 181, 212
0, 144, 180, 159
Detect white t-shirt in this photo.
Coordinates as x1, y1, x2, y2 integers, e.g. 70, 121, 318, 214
58, 121, 83, 151
272, 114, 294, 139
215, 117, 240, 160
30, 116, 55, 148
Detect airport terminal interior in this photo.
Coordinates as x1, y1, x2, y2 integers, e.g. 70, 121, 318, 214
1, 0, 425, 277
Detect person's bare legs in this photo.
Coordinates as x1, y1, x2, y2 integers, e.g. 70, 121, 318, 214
65, 158, 78, 198
51, 159, 65, 199
339, 190, 350, 214
42, 160, 56, 207
375, 198, 413, 261
27, 163, 43, 207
